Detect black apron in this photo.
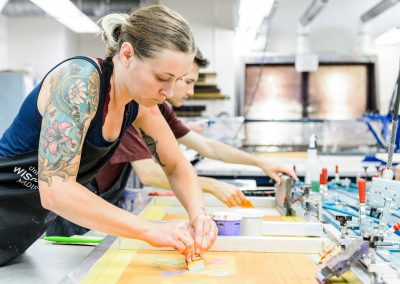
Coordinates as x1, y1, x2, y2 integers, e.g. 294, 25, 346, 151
0, 57, 131, 266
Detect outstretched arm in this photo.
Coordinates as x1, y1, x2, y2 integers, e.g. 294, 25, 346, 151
178, 131, 297, 184
132, 158, 247, 207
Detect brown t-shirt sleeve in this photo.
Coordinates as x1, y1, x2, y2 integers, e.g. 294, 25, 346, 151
159, 103, 190, 139
92, 127, 150, 193
110, 103, 189, 164
110, 126, 153, 164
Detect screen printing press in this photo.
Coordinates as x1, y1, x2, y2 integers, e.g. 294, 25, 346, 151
52, 174, 400, 284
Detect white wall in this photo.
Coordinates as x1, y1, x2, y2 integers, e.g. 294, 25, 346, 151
7, 17, 72, 80
76, 33, 106, 59
368, 3, 400, 114
0, 16, 8, 69
372, 45, 400, 114
6, 16, 104, 81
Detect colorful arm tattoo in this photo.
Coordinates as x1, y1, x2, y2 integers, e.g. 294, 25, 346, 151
38, 60, 100, 186
139, 128, 166, 167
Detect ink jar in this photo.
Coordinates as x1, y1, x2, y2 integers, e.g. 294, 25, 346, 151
236, 209, 264, 236
211, 211, 242, 236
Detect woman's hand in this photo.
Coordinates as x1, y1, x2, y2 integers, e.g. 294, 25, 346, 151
143, 221, 195, 262
189, 209, 218, 256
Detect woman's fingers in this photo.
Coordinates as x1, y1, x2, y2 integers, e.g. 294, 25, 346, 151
206, 222, 218, 250
178, 234, 194, 262
174, 239, 187, 254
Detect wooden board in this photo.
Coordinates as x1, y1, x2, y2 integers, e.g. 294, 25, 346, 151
116, 250, 318, 284
80, 242, 361, 284
81, 239, 320, 284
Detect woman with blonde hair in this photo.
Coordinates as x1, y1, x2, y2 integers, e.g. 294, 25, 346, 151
0, 5, 216, 266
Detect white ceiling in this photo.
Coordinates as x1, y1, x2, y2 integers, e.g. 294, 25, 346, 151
261, 0, 400, 53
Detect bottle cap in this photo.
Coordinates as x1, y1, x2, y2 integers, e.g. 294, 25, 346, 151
320, 173, 327, 185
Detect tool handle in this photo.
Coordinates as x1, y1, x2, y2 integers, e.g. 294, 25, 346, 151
358, 178, 366, 204
44, 236, 103, 243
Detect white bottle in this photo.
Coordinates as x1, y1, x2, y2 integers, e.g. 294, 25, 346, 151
305, 134, 321, 192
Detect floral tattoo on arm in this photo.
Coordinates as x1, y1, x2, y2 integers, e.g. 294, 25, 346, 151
38, 61, 100, 186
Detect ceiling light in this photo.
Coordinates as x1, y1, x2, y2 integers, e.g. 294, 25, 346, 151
30, 0, 100, 33
238, 0, 275, 31
375, 27, 400, 45
300, 0, 329, 26
0, 0, 9, 12
361, 0, 400, 23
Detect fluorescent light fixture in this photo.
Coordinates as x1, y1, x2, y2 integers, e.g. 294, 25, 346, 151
361, 0, 400, 24
0, 0, 9, 12
236, 0, 275, 52
30, 0, 100, 33
238, 0, 275, 31
375, 27, 400, 45
300, 0, 329, 26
